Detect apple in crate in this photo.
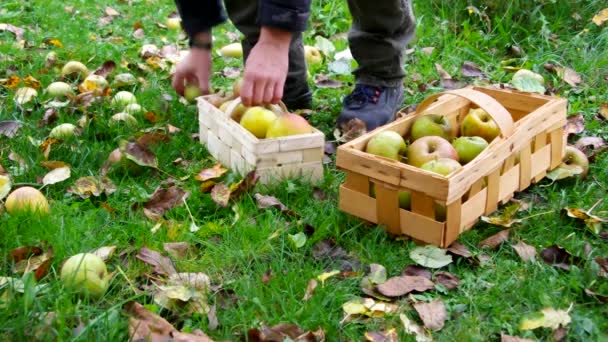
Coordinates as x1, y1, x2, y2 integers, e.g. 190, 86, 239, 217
410, 114, 453, 141
452, 136, 489, 164
420, 158, 462, 221
266, 113, 313, 138
406, 136, 459, 167
462, 108, 500, 143
369, 184, 411, 210
240, 107, 277, 138
365, 131, 407, 161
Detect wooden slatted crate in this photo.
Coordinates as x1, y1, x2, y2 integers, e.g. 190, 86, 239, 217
198, 97, 325, 184
336, 86, 567, 247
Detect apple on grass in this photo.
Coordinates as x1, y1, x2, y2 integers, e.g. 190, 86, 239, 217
560, 145, 589, 178
240, 107, 278, 138
304, 45, 323, 65
60, 253, 112, 298
452, 136, 489, 164
461, 108, 501, 143
410, 114, 453, 141
5, 187, 50, 216
406, 136, 459, 167
365, 131, 407, 161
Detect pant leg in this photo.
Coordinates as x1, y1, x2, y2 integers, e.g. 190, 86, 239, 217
346, 0, 416, 87
223, 0, 312, 109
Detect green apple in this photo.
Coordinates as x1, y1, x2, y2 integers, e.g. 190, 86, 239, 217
46, 82, 73, 98
406, 136, 459, 167
49, 123, 78, 139
461, 108, 501, 143
304, 45, 323, 65
166, 17, 182, 30
369, 184, 411, 210
410, 114, 453, 141
365, 131, 407, 160
240, 107, 278, 138
184, 85, 201, 103
420, 158, 462, 177
560, 145, 589, 178
452, 136, 489, 164
61, 61, 89, 79
60, 253, 112, 298
5, 186, 50, 215
111, 91, 137, 108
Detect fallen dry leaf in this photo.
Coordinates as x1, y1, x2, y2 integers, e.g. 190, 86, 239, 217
461, 61, 485, 78
376, 276, 435, 297
479, 229, 510, 249
228, 170, 259, 199
247, 323, 322, 342
435, 63, 452, 79
153, 273, 211, 316
210, 182, 231, 207
136, 132, 171, 147
402, 265, 431, 280
574, 136, 606, 156
93, 60, 116, 78
500, 334, 535, 342
0, 23, 25, 40
122, 141, 158, 168
541, 246, 583, 271
67, 176, 117, 199
303, 279, 318, 301
447, 241, 472, 258
314, 74, 343, 88
413, 299, 447, 331
13, 247, 53, 281
553, 326, 568, 342
520, 307, 571, 331
400, 314, 432, 342
336, 118, 367, 142
254, 193, 298, 216
38, 108, 59, 128
365, 329, 399, 342
599, 103, 608, 120
563, 206, 607, 235
42, 166, 70, 186
0, 121, 23, 138
409, 245, 453, 268
563, 114, 585, 137
195, 163, 227, 182
9, 246, 44, 263
434, 271, 460, 290
91, 246, 117, 262
512, 241, 537, 262
135, 247, 177, 276
596, 257, 608, 278
544, 64, 582, 87
592, 8, 608, 26
163, 242, 190, 259
584, 288, 608, 303
143, 181, 190, 221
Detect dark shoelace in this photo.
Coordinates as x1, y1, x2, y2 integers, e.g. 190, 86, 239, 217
344, 84, 384, 107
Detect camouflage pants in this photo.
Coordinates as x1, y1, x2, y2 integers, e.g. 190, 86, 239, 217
223, 0, 416, 103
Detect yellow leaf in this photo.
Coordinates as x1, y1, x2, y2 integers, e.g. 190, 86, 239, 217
317, 270, 340, 286
520, 308, 571, 330
45, 39, 63, 48
1, 75, 21, 89
592, 8, 608, 26
0, 175, 11, 200
342, 301, 367, 315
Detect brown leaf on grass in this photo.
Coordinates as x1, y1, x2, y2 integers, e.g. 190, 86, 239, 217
195, 163, 227, 182
229, 170, 259, 199
479, 229, 510, 249
0, 75, 20, 89
461, 61, 485, 78
312, 239, 348, 261
24, 75, 41, 89
563, 114, 585, 137
544, 64, 582, 87
574, 136, 606, 156
38, 108, 59, 128
254, 193, 298, 217
136, 132, 171, 147
9, 150, 27, 169
336, 118, 367, 142
206, 304, 219, 331
122, 141, 158, 168
596, 257, 608, 278
563, 206, 607, 235
447, 241, 472, 258
400, 314, 432, 342
167, 124, 181, 134
13, 247, 53, 281
553, 326, 568, 342
67, 176, 117, 199
402, 265, 431, 280
365, 329, 399, 342
303, 279, 318, 301
163, 242, 190, 259
541, 245, 583, 271
40, 161, 68, 170
91, 246, 117, 262
143, 182, 190, 221
599, 103, 608, 120
133, 28, 145, 39
135, 247, 177, 276
42, 166, 71, 186
481, 202, 523, 227
435, 64, 452, 79
312, 188, 327, 201
441, 79, 467, 90
584, 289, 608, 303
434, 271, 460, 290
247, 323, 321, 342
500, 334, 535, 342
9, 246, 43, 263
0, 23, 25, 40
376, 276, 435, 297
262, 269, 273, 283
0, 121, 23, 138
413, 299, 446, 331
104, 6, 120, 16
93, 60, 116, 78
210, 183, 231, 207
314, 74, 343, 88
512, 241, 537, 262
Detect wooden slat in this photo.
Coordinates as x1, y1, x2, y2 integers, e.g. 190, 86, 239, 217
484, 168, 501, 215
549, 128, 565, 169
531, 145, 551, 181
499, 165, 519, 203
460, 188, 487, 232
278, 130, 325, 151
473, 86, 551, 113
465, 178, 486, 202
411, 191, 435, 218
302, 147, 324, 163
375, 183, 402, 235
444, 199, 462, 247
256, 150, 304, 167
336, 148, 403, 186
519, 144, 532, 191
339, 186, 377, 223
344, 171, 370, 194
399, 210, 444, 246
501, 155, 516, 175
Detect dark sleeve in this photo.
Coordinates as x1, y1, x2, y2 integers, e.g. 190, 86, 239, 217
258, 0, 311, 32
174, 0, 227, 37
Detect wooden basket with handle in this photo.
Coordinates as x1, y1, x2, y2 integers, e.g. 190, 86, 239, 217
198, 96, 325, 184
336, 86, 567, 247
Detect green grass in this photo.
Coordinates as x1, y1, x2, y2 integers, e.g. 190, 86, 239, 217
1, 0, 608, 341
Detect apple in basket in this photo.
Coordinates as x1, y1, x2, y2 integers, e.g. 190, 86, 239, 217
406, 136, 459, 168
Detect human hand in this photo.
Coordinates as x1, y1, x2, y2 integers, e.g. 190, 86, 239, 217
172, 47, 212, 97
240, 27, 291, 107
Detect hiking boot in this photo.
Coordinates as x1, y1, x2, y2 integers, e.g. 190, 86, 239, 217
337, 83, 404, 131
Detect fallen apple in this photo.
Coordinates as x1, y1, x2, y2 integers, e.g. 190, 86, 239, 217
452, 136, 489, 164
184, 85, 202, 103
46, 82, 73, 98
406, 136, 459, 167
0, 174, 10, 201
60, 253, 112, 298
5, 186, 50, 215
80, 74, 108, 95
14, 87, 38, 106
107, 148, 144, 175
420, 158, 462, 177
219, 42, 243, 58
61, 61, 89, 79
110, 113, 138, 128
365, 131, 407, 160
410, 114, 453, 141
560, 145, 589, 178
112, 73, 137, 88
166, 17, 182, 31
240, 107, 278, 138
266, 113, 313, 138
304, 45, 323, 65
124, 103, 144, 115
49, 123, 78, 139
111, 91, 137, 108
461, 108, 501, 143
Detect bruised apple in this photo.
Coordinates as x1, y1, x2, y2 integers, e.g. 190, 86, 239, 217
265, 113, 313, 138
240, 107, 277, 138
406, 136, 459, 167
365, 131, 407, 161
60, 253, 112, 298
5, 187, 50, 215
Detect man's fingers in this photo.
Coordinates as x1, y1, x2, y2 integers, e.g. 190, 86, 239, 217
252, 77, 267, 106
272, 80, 284, 105
172, 72, 185, 96
240, 76, 254, 107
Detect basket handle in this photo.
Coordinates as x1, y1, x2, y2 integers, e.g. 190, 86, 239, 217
415, 88, 515, 138
223, 97, 287, 119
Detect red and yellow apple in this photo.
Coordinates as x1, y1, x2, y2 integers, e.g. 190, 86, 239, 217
240, 107, 277, 138
461, 108, 501, 143
266, 113, 313, 138
420, 158, 462, 177
406, 136, 459, 167
5, 187, 50, 215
